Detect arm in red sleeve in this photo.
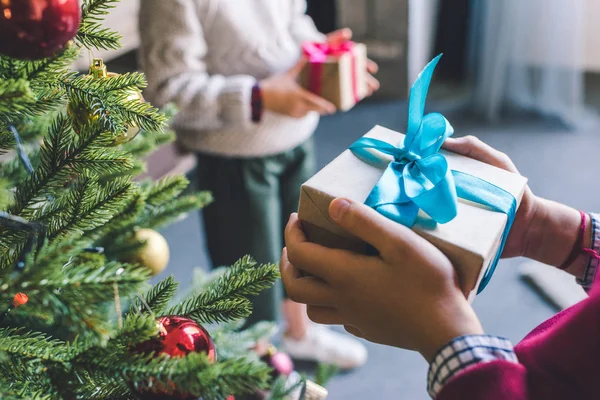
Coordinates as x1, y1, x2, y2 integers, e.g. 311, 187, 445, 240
438, 266, 600, 399
437, 361, 528, 400
435, 213, 600, 399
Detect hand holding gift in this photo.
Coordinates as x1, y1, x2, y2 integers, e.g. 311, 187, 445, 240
297, 55, 529, 300
260, 59, 337, 118
301, 29, 379, 111
281, 209, 484, 361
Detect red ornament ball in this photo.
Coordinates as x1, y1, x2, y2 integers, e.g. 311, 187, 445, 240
134, 316, 217, 400
0, 0, 80, 60
144, 316, 217, 361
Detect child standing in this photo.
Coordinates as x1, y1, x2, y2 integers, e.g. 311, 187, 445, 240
139, 0, 378, 369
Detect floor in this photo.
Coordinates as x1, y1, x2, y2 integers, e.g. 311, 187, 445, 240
152, 93, 600, 398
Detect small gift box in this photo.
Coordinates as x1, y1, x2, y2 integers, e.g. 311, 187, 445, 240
298, 56, 528, 301
299, 41, 368, 111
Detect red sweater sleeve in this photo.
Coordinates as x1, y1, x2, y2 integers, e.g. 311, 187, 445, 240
437, 278, 600, 400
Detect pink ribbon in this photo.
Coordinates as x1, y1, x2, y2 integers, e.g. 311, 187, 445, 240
302, 41, 359, 103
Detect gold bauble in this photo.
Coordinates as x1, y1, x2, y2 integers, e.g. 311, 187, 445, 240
67, 58, 143, 145
127, 229, 170, 276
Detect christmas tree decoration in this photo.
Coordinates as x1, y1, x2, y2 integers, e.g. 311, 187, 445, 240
134, 316, 217, 399
261, 346, 294, 381
0, 0, 280, 398
68, 58, 144, 145
125, 228, 170, 275
12, 292, 29, 308
151, 316, 217, 361
0, 0, 80, 60
302, 380, 329, 400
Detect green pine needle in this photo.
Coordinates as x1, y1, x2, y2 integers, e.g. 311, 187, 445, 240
0, 79, 35, 115
136, 275, 179, 315
167, 257, 280, 324
143, 176, 190, 207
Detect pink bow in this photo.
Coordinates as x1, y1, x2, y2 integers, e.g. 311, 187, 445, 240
302, 41, 359, 103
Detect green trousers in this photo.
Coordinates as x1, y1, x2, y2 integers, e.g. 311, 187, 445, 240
196, 139, 315, 326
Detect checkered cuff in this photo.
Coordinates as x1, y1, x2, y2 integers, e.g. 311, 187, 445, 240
576, 213, 600, 291
427, 335, 518, 399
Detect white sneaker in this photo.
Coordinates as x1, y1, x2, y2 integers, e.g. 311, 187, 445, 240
282, 325, 368, 370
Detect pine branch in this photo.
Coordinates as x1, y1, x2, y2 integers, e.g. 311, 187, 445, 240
0, 79, 35, 115
135, 275, 179, 315
269, 375, 306, 400
70, 314, 159, 367
81, 0, 120, 21
143, 192, 213, 230
35, 175, 134, 239
77, 0, 122, 51
167, 257, 279, 324
26, 260, 150, 304
0, 126, 14, 154
0, 328, 67, 363
212, 321, 278, 361
76, 22, 122, 51
315, 364, 339, 387
123, 353, 271, 400
143, 176, 190, 207
87, 190, 144, 242
71, 372, 134, 399
9, 116, 133, 219
0, 379, 54, 400
22, 46, 80, 85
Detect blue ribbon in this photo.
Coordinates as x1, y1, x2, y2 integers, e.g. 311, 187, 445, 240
349, 55, 517, 293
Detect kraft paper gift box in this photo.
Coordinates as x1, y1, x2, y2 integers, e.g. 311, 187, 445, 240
298, 125, 528, 301
299, 41, 368, 112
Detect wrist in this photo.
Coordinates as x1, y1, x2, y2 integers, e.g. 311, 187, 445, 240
251, 82, 264, 123
418, 296, 484, 363
258, 79, 274, 112
524, 198, 589, 274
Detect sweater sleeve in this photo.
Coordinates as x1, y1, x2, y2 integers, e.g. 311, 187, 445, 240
289, 0, 326, 45
138, 0, 255, 132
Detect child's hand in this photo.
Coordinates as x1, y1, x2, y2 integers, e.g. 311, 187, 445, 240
443, 136, 538, 259
281, 199, 483, 361
260, 60, 336, 118
443, 136, 591, 277
326, 28, 380, 96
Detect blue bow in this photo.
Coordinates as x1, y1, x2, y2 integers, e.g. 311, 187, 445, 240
350, 55, 517, 293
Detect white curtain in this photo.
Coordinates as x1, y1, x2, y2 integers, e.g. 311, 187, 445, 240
468, 0, 597, 129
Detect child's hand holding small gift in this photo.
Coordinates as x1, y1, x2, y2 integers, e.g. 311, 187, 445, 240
281, 199, 483, 361
326, 28, 380, 96
260, 60, 337, 118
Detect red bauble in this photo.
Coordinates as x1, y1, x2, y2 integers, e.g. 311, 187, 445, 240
0, 0, 80, 60
261, 346, 294, 381
154, 316, 217, 360
134, 316, 217, 400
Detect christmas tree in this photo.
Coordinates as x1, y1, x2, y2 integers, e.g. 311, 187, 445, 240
0, 1, 298, 398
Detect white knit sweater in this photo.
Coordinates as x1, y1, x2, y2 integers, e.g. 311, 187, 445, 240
139, 0, 325, 157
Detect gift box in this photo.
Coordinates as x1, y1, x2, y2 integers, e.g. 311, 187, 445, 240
298, 56, 528, 301
299, 41, 368, 111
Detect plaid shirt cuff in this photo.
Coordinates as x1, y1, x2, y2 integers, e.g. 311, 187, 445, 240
576, 213, 600, 291
427, 335, 518, 399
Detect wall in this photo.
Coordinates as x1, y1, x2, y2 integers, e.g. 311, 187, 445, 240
337, 0, 410, 98
584, 0, 600, 72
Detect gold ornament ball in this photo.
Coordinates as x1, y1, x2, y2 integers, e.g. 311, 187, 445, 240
67, 58, 143, 145
128, 229, 170, 276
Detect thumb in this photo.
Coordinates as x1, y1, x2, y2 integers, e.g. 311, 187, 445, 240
329, 198, 414, 256
288, 57, 308, 78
